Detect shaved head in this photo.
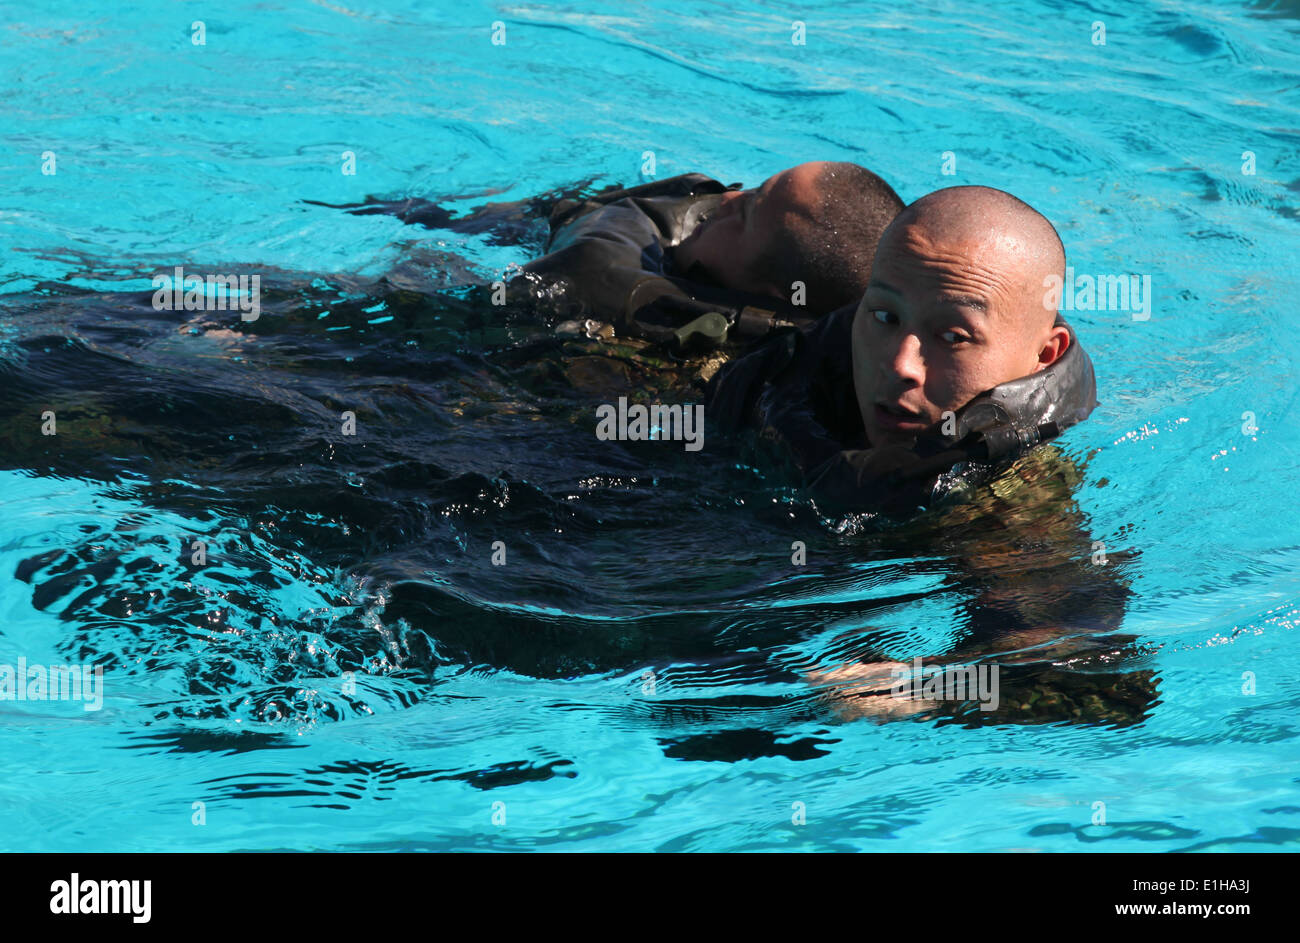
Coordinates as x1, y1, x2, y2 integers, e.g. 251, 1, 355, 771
850, 185, 1072, 448
896, 186, 1066, 335
674, 161, 903, 314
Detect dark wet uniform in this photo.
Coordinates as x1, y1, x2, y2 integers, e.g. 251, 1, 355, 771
519, 174, 811, 351
311, 173, 814, 350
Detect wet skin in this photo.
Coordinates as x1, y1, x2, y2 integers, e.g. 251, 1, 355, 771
852, 213, 1071, 448
673, 162, 826, 299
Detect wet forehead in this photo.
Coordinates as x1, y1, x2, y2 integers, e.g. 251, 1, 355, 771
879, 221, 1034, 310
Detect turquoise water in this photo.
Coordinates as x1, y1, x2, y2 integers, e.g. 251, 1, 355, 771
1, 0, 1299, 851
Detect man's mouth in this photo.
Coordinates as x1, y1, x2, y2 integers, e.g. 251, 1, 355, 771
874, 400, 929, 431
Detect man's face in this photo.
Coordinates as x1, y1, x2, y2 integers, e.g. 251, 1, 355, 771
674, 162, 823, 297
852, 221, 1053, 447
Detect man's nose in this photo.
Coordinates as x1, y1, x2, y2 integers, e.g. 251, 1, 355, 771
884, 331, 925, 383
720, 189, 745, 204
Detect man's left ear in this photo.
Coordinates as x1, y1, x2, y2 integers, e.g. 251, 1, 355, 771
1036, 324, 1070, 371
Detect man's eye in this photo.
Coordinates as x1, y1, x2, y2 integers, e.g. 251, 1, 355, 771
941, 330, 969, 344
871, 309, 894, 325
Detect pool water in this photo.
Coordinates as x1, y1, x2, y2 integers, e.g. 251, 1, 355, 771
1, 0, 1298, 852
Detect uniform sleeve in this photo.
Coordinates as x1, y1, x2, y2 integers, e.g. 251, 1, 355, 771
707, 307, 857, 469
546, 174, 733, 232
703, 329, 802, 432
